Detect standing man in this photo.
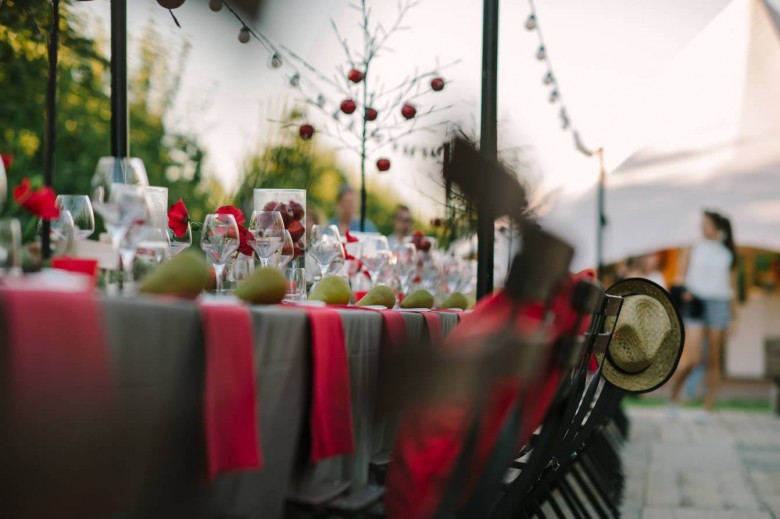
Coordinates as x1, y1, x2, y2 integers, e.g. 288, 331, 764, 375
328, 185, 378, 235
387, 204, 413, 249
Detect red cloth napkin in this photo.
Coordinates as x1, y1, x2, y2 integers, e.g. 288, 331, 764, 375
50, 257, 99, 286
380, 309, 408, 351
1, 288, 113, 411
303, 307, 356, 462
199, 303, 262, 482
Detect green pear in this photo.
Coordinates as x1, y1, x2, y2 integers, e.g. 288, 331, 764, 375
440, 292, 469, 310
139, 249, 210, 298
309, 275, 352, 305
235, 266, 287, 305
400, 289, 435, 309
356, 285, 396, 308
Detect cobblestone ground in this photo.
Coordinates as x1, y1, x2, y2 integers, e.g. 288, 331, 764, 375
621, 407, 780, 519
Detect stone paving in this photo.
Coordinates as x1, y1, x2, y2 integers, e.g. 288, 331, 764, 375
621, 407, 780, 519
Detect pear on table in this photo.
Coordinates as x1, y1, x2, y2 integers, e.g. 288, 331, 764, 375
440, 292, 469, 310
139, 249, 210, 298
308, 275, 352, 305
356, 285, 396, 308
235, 266, 287, 305
400, 289, 435, 309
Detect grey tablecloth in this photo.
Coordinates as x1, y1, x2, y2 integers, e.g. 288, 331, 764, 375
1, 296, 459, 519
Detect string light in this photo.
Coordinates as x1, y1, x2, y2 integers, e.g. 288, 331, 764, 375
525, 0, 594, 156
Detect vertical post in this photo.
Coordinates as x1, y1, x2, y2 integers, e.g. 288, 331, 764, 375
477, 0, 499, 299
596, 148, 606, 279
359, 63, 368, 232
111, 0, 129, 158
42, 0, 61, 259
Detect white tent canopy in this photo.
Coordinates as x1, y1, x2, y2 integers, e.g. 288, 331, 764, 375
541, 0, 780, 271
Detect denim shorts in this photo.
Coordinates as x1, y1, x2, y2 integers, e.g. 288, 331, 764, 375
684, 298, 731, 330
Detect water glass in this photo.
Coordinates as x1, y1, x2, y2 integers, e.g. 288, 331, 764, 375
56, 195, 95, 239
48, 210, 76, 256
0, 218, 22, 275
361, 235, 393, 287
167, 222, 192, 256
91, 157, 149, 203
134, 227, 170, 281
145, 186, 168, 231
274, 230, 294, 270
249, 210, 285, 267
201, 213, 240, 294
309, 225, 343, 281
284, 267, 307, 302
393, 243, 418, 293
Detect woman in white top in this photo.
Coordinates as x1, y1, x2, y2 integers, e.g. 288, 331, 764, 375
669, 211, 738, 414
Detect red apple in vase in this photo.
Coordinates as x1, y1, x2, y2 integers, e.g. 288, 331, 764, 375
298, 124, 315, 140
288, 220, 305, 242
401, 103, 417, 120
277, 203, 294, 226
430, 77, 445, 91
288, 200, 305, 220
347, 68, 364, 83
340, 99, 357, 115
419, 239, 432, 252
365, 107, 378, 121
263, 201, 278, 211
376, 158, 391, 172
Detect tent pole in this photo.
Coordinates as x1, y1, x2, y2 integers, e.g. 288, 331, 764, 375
110, 0, 128, 158
477, 0, 499, 299
596, 148, 606, 280
42, 0, 60, 259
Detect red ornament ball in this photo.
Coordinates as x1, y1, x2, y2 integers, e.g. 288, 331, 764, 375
365, 107, 378, 121
347, 68, 365, 83
299, 124, 315, 140
401, 103, 417, 120
340, 99, 357, 115
430, 77, 445, 91
376, 158, 391, 172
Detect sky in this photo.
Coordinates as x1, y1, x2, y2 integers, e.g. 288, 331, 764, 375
71, 0, 739, 219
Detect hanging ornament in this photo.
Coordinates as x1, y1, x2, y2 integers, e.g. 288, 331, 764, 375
157, 0, 185, 8
270, 53, 283, 69
525, 14, 537, 30
430, 77, 445, 91
401, 103, 417, 120
543, 71, 554, 85
340, 99, 357, 114
238, 26, 251, 44
536, 45, 546, 60
208, 0, 223, 11
422, 148, 428, 158
317, 94, 326, 107
376, 158, 391, 172
347, 68, 365, 83
549, 89, 559, 103
365, 107, 378, 121
298, 124, 315, 140
289, 73, 300, 87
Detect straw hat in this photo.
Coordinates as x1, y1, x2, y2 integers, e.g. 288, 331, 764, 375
602, 278, 684, 394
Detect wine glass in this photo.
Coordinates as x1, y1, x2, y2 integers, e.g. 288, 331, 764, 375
134, 227, 170, 281
38, 209, 76, 257
0, 218, 22, 275
167, 222, 192, 256
274, 230, 294, 270
360, 235, 393, 287
200, 213, 240, 294
308, 225, 343, 281
248, 211, 285, 267
91, 157, 149, 204
55, 195, 95, 239
393, 243, 418, 294
0, 158, 7, 213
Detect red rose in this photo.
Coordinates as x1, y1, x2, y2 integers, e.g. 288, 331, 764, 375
238, 224, 254, 256
168, 198, 190, 238
1, 153, 14, 171
215, 205, 246, 225
345, 230, 359, 243
13, 178, 60, 220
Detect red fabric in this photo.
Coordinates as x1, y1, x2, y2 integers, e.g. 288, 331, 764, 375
50, 257, 99, 286
1, 288, 113, 413
199, 303, 262, 482
304, 307, 356, 462
421, 312, 443, 347
380, 310, 408, 350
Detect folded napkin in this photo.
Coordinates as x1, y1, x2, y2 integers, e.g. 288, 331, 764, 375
380, 309, 408, 351
422, 312, 443, 348
302, 306, 356, 462
199, 302, 262, 482
50, 257, 99, 287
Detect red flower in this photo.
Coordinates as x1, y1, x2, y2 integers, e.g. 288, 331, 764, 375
13, 178, 60, 220
345, 230, 359, 243
1, 153, 14, 171
237, 224, 254, 257
215, 205, 246, 225
168, 198, 190, 238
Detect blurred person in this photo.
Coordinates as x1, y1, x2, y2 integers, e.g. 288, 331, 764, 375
634, 252, 667, 288
668, 210, 738, 420
387, 205, 413, 249
328, 185, 378, 235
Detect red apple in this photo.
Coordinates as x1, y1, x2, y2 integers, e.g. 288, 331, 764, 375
340, 99, 357, 115
365, 107, 378, 121
401, 103, 417, 120
288, 200, 304, 220
376, 158, 391, 172
298, 123, 315, 140
263, 201, 278, 211
430, 77, 445, 91
277, 203, 294, 226
419, 239, 432, 252
347, 68, 364, 83
288, 220, 305, 241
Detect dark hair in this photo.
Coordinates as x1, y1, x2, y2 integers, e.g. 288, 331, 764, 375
704, 210, 737, 269
337, 185, 354, 201
395, 204, 410, 214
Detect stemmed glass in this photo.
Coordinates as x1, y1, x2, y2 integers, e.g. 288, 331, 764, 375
393, 243, 418, 294
91, 157, 149, 203
309, 225, 343, 281
55, 195, 95, 239
38, 209, 76, 256
0, 218, 22, 275
249, 211, 285, 267
167, 223, 192, 256
360, 235, 393, 287
200, 213, 240, 294
274, 230, 295, 270
0, 158, 7, 213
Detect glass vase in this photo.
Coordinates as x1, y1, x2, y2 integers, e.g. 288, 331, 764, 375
253, 189, 306, 269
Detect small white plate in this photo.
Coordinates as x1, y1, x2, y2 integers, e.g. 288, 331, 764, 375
398, 308, 431, 312
360, 305, 387, 310
288, 300, 327, 307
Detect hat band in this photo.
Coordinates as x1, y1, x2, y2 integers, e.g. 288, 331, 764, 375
605, 348, 652, 375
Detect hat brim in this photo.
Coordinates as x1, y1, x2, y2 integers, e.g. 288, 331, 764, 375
601, 278, 685, 394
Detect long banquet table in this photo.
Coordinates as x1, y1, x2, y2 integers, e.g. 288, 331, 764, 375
0, 293, 460, 519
